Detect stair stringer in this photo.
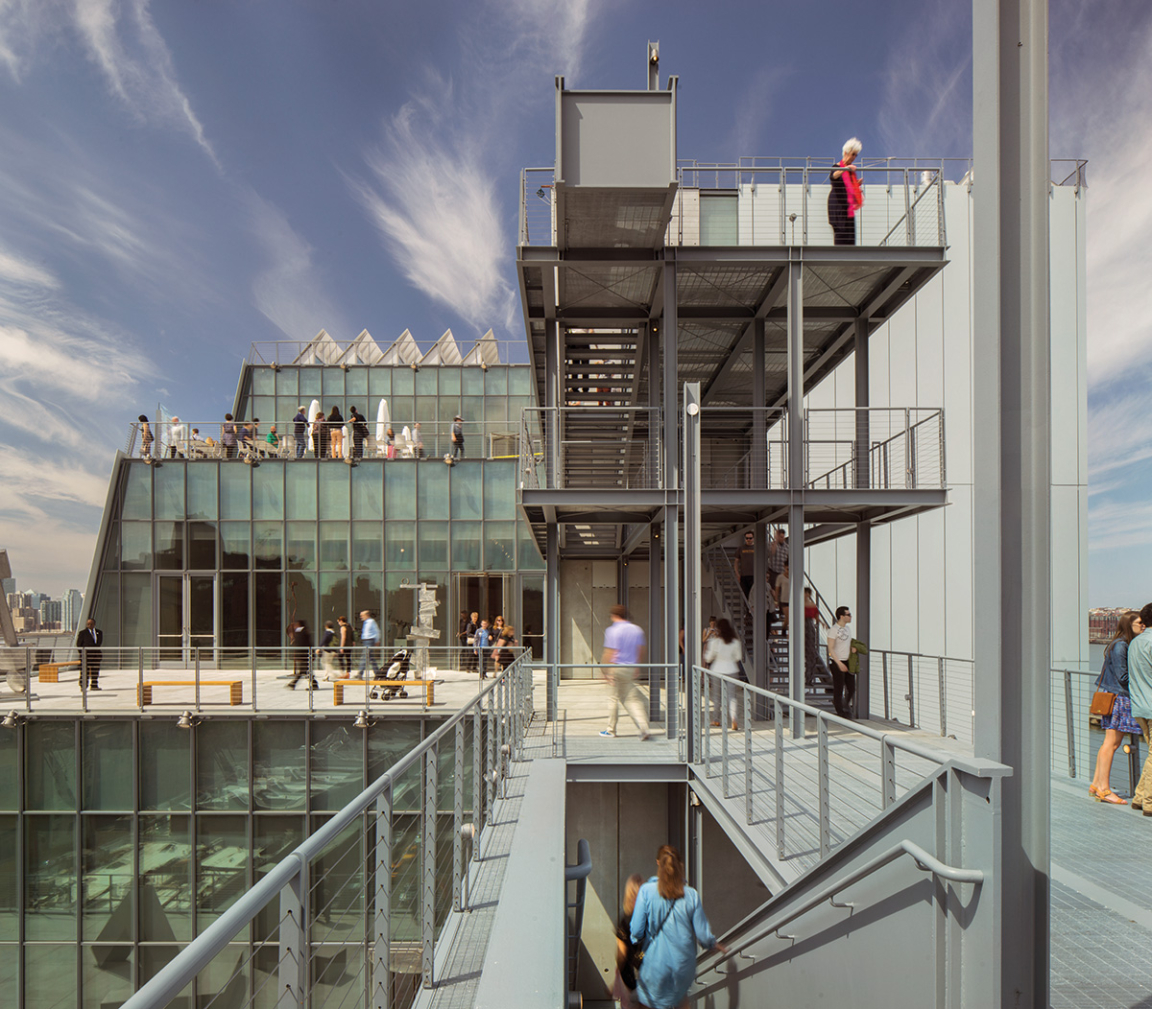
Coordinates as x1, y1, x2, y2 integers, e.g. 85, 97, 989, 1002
690, 760, 1004, 1008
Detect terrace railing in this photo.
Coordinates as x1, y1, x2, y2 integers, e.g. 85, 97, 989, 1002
699, 407, 788, 491
805, 408, 945, 490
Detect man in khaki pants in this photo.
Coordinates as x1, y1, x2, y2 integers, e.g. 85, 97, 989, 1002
599, 605, 651, 740
1126, 602, 1152, 815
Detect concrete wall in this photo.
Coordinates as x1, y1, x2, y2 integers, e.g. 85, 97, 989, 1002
559, 558, 651, 678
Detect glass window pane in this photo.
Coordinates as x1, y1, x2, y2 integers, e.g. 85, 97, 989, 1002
451, 522, 481, 570
319, 464, 350, 520
415, 574, 447, 646
439, 368, 460, 396
219, 465, 251, 520
252, 461, 285, 521
121, 522, 152, 570
414, 368, 437, 396
186, 464, 218, 521
352, 466, 383, 520
28, 945, 77, 1003
189, 521, 218, 569
484, 366, 507, 396
82, 814, 135, 942
322, 368, 344, 397
253, 368, 275, 395
484, 522, 516, 571
196, 816, 249, 933
367, 721, 421, 782
385, 523, 415, 569
254, 815, 304, 944
319, 523, 348, 570
346, 367, 368, 398
519, 523, 545, 570
121, 464, 152, 520
299, 367, 321, 397
701, 193, 739, 244
196, 721, 248, 810
451, 467, 482, 520
154, 521, 183, 570
351, 573, 383, 634
319, 573, 348, 628
384, 574, 415, 646
220, 573, 249, 655
286, 464, 317, 520
390, 396, 413, 431
462, 398, 484, 432
251, 396, 275, 424
276, 368, 299, 397
0, 817, 14, 937
27, 721, 76, 809
385, 464, 416, 520
103, 523, 120, 570
25, 817, 75, 938
140, 721, 191, 810
254, 522, 283, 570
483, 461, 515, 519
287, 522, 316, 570
418, 465, 448, 520
253, 723, 306, 810
417, 522, 447, 568
121, 573, 152, 648
82, 722, 133, 810
310, 723, 363, 811
509, 367, 532, 395
484, 396, 507, 424
92, 574, 119, 649
462, 367, 484, 395
153, 464, 185, 520
0, 730, 15, 810
352, 521, 382, 570
391, 368, 413, 396
285, 573, 316, 642
220, 522, 251, 569
139, 815, 191, 940
369, 370, 391, 397
254, 573, 283, 650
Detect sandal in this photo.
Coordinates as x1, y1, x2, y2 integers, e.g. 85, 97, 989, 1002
1089, 785, 1128, 805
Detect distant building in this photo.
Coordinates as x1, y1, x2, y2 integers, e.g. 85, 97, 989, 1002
39, 598, 63, 630
0, 576, 14, 597
63, 589, 83, 632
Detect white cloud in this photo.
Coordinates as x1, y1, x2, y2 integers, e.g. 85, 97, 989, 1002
0, 242, 57, 288
727, 66, 791, 159
351, 0, 597, 332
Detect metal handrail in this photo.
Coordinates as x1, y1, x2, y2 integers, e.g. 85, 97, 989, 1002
120, 653, 534, 1009
699, 838, 982, 976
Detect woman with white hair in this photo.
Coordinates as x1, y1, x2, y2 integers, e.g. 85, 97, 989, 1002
828, 137, 864, 245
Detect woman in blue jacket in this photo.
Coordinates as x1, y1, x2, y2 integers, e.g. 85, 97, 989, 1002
1090, 610, 1145, 804
630, 845, 726, 1008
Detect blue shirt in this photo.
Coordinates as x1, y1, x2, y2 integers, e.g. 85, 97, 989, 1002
630, 879, 717, 1009
474, 627, 491, 650
1097, 639, 1130, 697
604, 619, 645, 666
1127, 629, 1152, 719
360, 618, 380, 644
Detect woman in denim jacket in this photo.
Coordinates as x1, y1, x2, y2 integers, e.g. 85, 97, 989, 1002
1090, 610, 1145, 804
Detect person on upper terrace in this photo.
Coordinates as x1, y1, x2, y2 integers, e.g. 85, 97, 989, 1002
266, 424, 280, 450
328, 405, 344, 459
168, 416, 186, 458
138, 415, 154, 463
222, 414, 237, 458
828, 137, 864, 245
293, 405, 308, 458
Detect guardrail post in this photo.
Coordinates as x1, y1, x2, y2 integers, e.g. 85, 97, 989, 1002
904, 168, 912, 245
817, 715, 830, 858
703, 672, 712, 776
881, 739, 896, 809
24, 647, 32, 712
907, 654, 915, 726
1064, 671, 1076, 779
486, 698, 495, 825
721, 677, 729, 797
774, 698, 785, 858
372, 786, 392, 1009
194, 647, 201, 711
882, 651, 890, 720
937, 657, 947, 736
278, 860, 308, 1009
422, 747, 437, 988
744, 688, 753, 826
472, 708, 483, 847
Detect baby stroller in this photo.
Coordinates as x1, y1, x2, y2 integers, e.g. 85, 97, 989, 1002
370, 648, 412, 700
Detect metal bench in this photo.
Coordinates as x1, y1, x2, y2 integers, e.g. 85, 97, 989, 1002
139, 680, 244, 706
38, 661, 82, 683
331, 679, 436, 706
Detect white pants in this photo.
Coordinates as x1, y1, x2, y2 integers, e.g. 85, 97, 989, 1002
605, 667, 650, 735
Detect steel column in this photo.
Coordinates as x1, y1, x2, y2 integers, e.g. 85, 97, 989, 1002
854, 316, 871, 720
972, 1, 1051, 1004
786, 257, 806, 738
661, 260, 680, 726
545, 524, 559, 721
421, 747, 438, 987
752, 319, 768, 707
277, 863, 308, 1009
684, 382, 702, 759
372, 786, 392, 1009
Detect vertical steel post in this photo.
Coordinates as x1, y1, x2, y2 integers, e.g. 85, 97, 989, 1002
938, 657, 948, 737
973, 1, 1052, 1004
854, 317, 871, 720
721, 677, 729, 797
24, 647, 32, 713
421, 747, 437, 987
486, 698, 495, 825
278, 862, 308, 1009
684, 381, 702, 755
194, 647, 201, 711
817, 715, 830, 858
744, 688, 753, 825
774, 698, 785, 858
882, 651, 890, 720
752, 322, 768, 717
453, 723, 464, 911
545, 524, 559, 721
662, 260, 680, 729
907, 654, 916, 727
372, 786, 393, 1009
786, 257, 806, 737
1063, 671, 1075, 778
473, 707, 483, 841
882, 739, 897, 809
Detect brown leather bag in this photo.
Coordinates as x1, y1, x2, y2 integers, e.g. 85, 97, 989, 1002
1090, 691, 1116, 716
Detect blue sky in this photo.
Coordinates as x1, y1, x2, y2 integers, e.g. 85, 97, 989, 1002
0, 0, 1146, 605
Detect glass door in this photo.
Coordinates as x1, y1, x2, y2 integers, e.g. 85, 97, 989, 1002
155, 573, 217, 665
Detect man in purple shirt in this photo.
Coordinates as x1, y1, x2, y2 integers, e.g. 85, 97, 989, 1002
600, 604, 651, 740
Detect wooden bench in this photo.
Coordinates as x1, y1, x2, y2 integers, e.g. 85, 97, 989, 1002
332, 679, 436, 706
139, 680, 244, 706
38, 661, 82, 683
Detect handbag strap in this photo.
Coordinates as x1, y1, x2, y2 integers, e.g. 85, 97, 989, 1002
646, 897, 680, 949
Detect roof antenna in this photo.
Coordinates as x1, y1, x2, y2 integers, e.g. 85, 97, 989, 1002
647, 41, 659, 91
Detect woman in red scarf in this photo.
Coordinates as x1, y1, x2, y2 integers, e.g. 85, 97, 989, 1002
828, 137, 864, 245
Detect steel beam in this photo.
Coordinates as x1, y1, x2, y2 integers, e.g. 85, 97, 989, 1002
972, 1, 1051, 1005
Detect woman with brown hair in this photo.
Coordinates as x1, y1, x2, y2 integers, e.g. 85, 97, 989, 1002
1089, 610, 1145, 804
629, 845, 726, 1008
613, 873, 645, 1008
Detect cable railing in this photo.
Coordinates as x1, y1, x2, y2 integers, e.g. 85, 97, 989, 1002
125, 418, 523, 464
117, 652, 534, 1009
805, 408, 945, 490
0, 644, 526, 715
699, 407, 788, 490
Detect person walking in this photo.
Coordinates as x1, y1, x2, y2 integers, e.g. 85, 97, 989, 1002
349, 406, 368, 459
599, 604, 651, 740
451, 414, 465, 460
613, 873, 645, 1009
766, 528, 787, 595
138, 415, 154, 463
76, 617, 103, 691
704, 618, 746, 730
357, 610, 382, 680
286, 620, 318, 690
464, 611, 479, 671
827, 606, 858, 718
1124, 603, 1152, 816
629, 845, 726, 1009
1089, 610, 1143, 804
803, 588, 831, 687
168, 416, 186, 458
293, 406, 308, 458
735, 531, 756, 601
474, 618, 491, 679
337, 615, 353, 677
317, 620, 338, 681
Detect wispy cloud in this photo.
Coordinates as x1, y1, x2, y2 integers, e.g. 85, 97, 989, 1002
0, 0, 218, 165
727, 66, 791, 159
351, 0, 596, 332
247, 193, 349, 342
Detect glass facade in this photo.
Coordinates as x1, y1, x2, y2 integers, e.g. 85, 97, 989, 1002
0, 715, 465, 1008
89, 362, 543, 654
